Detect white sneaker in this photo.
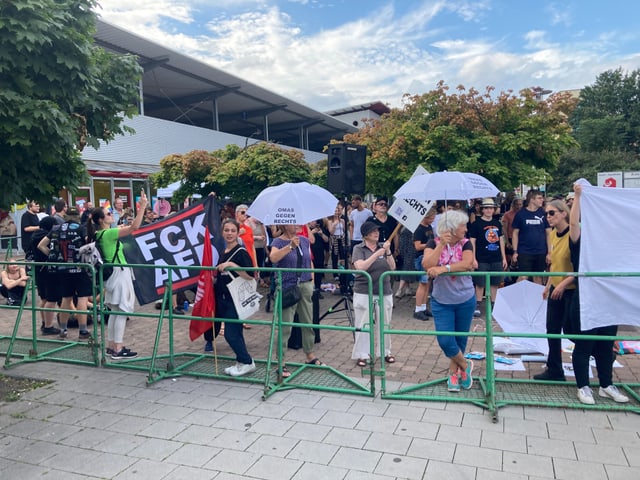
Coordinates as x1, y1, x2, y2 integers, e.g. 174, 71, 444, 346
224, 362, 241, 375
228, 361, 256, 377
577, 386, 595, 405
599, 385, 630, 403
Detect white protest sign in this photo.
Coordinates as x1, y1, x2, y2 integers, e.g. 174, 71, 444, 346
389, 165, 433, 232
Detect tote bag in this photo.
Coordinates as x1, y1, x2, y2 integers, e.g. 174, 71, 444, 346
227, 275, 263, 319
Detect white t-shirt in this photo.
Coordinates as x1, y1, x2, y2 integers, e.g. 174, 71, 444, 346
349, 208, 373, 241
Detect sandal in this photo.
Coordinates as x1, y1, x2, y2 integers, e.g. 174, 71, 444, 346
281, 366, 291, 378
306, 358, 326, 366
356, 358, 367, 367
384, 355, 396, 364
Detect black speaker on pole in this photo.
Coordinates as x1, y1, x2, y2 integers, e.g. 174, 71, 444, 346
326, 143, 366, 195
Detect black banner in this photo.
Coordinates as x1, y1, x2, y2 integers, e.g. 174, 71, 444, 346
122, 196, 223, 305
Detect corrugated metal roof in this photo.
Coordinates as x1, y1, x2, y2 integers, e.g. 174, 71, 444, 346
94, 19, 356, 153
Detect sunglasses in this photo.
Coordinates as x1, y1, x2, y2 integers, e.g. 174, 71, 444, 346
377, 202, 387, 206
105, 212, 113, 216
482, 206, 495, 210
546, 210, 557, 217
237, 211, 247, 215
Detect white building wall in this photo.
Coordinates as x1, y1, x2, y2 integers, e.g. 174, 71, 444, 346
82, 115, 326, 170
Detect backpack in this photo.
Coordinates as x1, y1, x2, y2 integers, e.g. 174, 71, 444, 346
47, 221, 86, 273
78, 230, 120, 281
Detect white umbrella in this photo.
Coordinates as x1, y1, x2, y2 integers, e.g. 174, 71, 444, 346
492, 280, 549, 355
394, 171, 499, 202
247, 182, 338, 225
157, 180, 182, 199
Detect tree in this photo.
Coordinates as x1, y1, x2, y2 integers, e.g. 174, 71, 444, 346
571, 68, 640, 153
0, 0, 142, 207
549, 148, 640, 194
342, 82, 578, 196
152, 143, 312, 202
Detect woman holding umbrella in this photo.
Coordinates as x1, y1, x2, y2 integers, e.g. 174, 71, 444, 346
269, 224, 323, 376
422, 210, 476, 392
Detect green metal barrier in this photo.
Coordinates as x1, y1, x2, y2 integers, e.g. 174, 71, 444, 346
2, 257, 638, 419
378, 269, 640, 420
1, 259, 100, 368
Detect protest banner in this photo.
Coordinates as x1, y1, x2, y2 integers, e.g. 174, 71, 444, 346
388, 165, 433, 233
122, 195, 223, 305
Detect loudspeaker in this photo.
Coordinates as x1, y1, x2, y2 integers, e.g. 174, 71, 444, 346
327, 144, 366, 195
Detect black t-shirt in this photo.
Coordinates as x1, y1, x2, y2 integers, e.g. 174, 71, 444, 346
469, 217, 503, 263
21, 211, 40, 252
217, 245, 253, 297
413, 223, 434, 256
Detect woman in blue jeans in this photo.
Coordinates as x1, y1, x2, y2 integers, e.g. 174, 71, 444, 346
422, 209, 476, 392
216, 218, 256, 377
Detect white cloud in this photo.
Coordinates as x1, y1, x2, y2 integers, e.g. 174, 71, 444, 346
96, 0, 640, 110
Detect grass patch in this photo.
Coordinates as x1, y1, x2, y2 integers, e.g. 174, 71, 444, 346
0, 374, 51, 402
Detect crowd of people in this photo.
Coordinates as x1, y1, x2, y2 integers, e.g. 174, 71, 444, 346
0, 187, 630, 400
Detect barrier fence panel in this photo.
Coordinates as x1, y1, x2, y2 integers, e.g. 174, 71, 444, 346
2, 258, 639, 421
1, 259, 100, 368
379, 269, 640, 421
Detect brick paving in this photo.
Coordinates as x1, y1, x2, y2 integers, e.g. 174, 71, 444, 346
2, 281, 640, 479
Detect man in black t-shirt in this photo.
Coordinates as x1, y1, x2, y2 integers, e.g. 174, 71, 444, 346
21, 200, 41, 254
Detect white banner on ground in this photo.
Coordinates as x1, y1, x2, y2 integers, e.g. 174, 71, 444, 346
579, 181, 640, 330
389, 165, 433, 233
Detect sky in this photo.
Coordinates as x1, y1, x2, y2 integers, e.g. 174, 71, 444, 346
96, 0, 640, 112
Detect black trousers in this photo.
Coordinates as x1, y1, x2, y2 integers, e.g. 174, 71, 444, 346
545, 287, 574, 376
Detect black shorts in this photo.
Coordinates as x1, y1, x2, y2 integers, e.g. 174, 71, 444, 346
476, 261, 504, 287
48, 271, 94, 300
516, 253, 547, 274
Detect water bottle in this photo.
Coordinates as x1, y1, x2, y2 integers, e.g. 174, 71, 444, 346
183, 300, 189, 312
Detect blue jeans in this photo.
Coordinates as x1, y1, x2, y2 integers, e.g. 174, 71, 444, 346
217, 294, 252, 364
430, 295, 476, 358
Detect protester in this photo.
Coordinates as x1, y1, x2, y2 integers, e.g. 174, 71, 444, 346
269, 224, 323, 377
327, 203, 347, 276
422, 210, 475, 392
21, 200, 41, 254
469, 198, 507, 316
29, 216, 58, 332
394, 225, 415, 299
348, 195, 372, 253
0, 258, 29, 306
501, 196, 523, 267
88, 191, 148, 359
511, 190, 550, 284
351, 221, 395, 366
568, 183, 629, 404
530, 199, 575, 381
411, 207, 437, 320
216, 218, 257, 376
37, 207, 92, 339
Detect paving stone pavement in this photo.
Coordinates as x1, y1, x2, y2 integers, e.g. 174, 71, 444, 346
1, 361, 640, 480
2, 281, 640, 479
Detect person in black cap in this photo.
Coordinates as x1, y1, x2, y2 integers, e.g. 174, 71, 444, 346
351, 220, 396, 366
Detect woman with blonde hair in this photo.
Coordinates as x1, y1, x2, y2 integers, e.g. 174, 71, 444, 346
1, 258, 29, 305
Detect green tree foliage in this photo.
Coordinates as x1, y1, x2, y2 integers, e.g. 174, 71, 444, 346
548, 68, 640, 193
342, 82, 578, 196
0, 0, 142, 207
571, 68, 640, 153
152, 143, 311, 202
550, 148, 640, 194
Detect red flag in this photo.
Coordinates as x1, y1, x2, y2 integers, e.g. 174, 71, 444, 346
189, 226, 216, 341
